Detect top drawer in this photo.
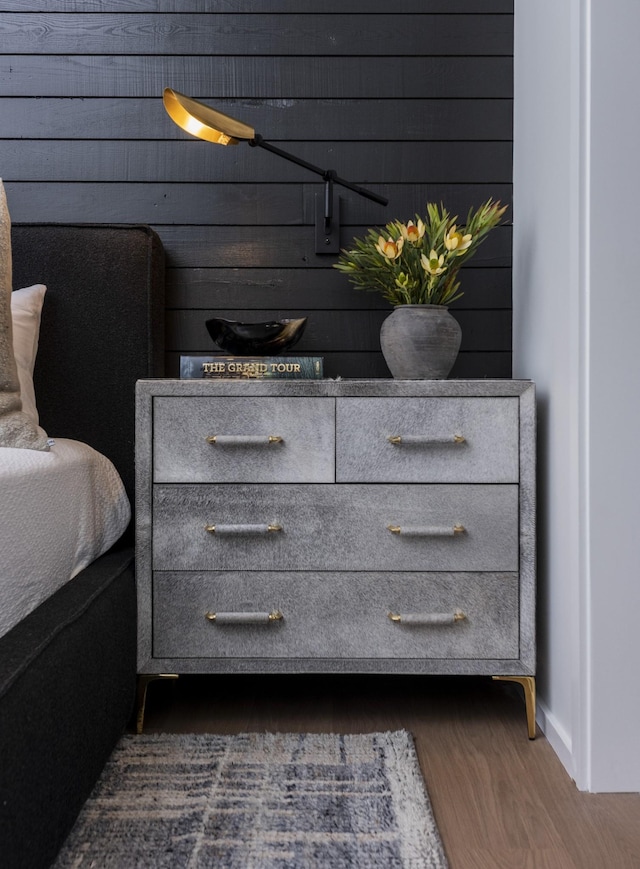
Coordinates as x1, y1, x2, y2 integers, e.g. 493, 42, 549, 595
153, 396, 335, 482
336, 397, 519, 483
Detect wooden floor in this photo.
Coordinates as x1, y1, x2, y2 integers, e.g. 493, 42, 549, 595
139, 673, 640, 869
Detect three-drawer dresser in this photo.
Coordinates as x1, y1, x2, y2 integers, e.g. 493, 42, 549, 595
135, 379, 536, 735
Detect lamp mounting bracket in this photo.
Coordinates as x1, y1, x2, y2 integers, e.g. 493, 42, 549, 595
315, 186, 341, 254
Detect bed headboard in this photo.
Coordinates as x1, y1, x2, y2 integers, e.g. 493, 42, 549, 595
11, 223, 165, 508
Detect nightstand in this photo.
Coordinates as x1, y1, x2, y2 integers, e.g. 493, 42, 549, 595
135, 379, 536, 735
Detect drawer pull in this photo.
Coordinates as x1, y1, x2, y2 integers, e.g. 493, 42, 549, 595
388, 610, 466, 625
387, 524, 465, 536
205, 610, 284, 624
206, 434, 283, 445
387, 434, 465, 445
205, 523, 283, 535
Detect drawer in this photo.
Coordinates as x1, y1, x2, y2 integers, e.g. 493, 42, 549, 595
153, 396, 335, 483
153, 571, 519, 660
153, 483, 519, 572
336, 397, 519, 482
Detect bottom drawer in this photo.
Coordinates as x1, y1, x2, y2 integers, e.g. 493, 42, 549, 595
153, 571, 519, 660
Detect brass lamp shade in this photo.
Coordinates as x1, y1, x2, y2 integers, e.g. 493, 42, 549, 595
162, 88, 255, 145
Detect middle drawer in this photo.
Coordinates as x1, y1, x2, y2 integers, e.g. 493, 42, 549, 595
153, 483, 518, 572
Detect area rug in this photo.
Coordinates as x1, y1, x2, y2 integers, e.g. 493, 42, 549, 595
53, 730, 448, 868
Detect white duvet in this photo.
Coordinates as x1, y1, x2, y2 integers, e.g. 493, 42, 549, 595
0, 438, 131, 639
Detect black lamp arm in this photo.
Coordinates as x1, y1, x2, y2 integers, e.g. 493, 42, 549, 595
249, 134, 388, 207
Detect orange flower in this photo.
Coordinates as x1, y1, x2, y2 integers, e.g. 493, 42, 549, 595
376, 235, 404, 260
401, 219, 425, 243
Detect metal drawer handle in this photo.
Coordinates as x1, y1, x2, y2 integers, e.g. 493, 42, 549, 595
388, 610, 466, 625
387, 434, 465, 445
206, 434, 283, 445
205, 610, 284, 624
387, 524, 465, 536
205, 523, 283, 535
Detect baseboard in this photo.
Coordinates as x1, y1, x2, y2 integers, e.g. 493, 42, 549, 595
536, 697, 576, 783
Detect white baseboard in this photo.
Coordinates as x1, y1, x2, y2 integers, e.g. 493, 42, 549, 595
535, 698, 577, 784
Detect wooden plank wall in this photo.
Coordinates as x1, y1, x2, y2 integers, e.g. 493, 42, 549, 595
0, 1, 513, 379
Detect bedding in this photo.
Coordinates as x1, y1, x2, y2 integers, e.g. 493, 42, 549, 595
0, 437, 131, 639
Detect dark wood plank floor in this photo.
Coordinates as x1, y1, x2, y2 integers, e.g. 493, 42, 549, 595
139, 674, 640, 869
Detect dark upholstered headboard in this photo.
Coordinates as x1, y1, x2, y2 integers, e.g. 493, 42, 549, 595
11, 224, 165, 507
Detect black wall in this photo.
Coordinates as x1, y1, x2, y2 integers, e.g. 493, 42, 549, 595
0, 1, 513, 378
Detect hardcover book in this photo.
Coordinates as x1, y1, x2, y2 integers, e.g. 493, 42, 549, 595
180, 355, 324, 380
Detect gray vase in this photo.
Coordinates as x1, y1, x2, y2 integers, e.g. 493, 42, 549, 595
380, 304, 462, 379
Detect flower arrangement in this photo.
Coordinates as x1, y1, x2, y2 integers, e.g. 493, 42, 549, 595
333, 199, 507, 307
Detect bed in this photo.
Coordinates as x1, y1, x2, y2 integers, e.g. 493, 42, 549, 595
0, 218, 164, 869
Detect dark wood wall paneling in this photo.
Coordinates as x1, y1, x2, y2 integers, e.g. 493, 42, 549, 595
0, 1, 513, 379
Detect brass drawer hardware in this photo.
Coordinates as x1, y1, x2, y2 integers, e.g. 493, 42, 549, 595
388, 610, 466, 625
205, 610, 284, 624
205, 523, 283, 534
387, 434, 465, 445
206, 434, 283, 445
387, 524, 465, 536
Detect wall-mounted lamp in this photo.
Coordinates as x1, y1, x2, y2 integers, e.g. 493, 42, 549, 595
163, 88, 388, 253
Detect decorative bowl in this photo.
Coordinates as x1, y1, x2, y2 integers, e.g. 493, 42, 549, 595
205, 317, 307, 356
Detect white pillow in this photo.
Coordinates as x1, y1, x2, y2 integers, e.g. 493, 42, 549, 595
11, 284, 47, 437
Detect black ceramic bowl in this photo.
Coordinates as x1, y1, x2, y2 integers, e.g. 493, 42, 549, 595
205, 317, 307, 356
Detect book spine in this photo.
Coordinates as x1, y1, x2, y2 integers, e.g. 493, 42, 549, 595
180, 356, 324, 380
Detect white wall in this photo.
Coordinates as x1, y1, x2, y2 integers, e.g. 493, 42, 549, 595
587, 0, 640, 791
513, 0, 640, 791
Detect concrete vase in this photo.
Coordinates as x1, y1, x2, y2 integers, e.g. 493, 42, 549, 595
380, 304, 462, 379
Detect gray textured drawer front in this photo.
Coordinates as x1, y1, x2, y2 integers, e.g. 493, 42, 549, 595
153, 483, 518, 572
153, 571, 519, 660
336, 397, 519, 482
153, 396, 335, 483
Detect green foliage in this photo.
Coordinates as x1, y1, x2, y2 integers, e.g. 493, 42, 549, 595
333, 199, 508, 306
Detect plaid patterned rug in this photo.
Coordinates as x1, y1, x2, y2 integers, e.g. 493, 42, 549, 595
53, 730, 448, 868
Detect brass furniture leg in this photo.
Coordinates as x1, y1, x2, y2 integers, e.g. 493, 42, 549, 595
492, 675, 537, 739
136, 674, 178, 734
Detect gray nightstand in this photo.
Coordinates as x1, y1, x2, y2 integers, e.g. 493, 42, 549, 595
135, 379, 536, 735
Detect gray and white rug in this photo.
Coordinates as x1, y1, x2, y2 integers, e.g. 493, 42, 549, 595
54, 730, 448, 868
